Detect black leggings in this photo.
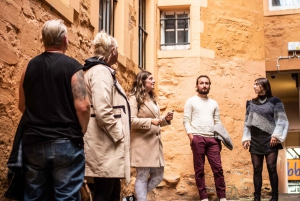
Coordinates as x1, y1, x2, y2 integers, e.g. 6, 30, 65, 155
251, 151, 279, 193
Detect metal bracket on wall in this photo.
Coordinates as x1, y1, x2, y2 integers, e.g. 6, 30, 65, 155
275, 41, 300, 77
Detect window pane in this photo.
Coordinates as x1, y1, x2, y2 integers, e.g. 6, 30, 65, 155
178, 14, 188, 19
165, 15, 175, 29
178, 30, 188, 43
165, 31, 175, 44
178, 19, 188, 29
177, 14, 188, 29
272, 0, 280, 6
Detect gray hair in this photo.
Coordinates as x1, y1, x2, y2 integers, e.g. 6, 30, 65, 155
42, 19, 67, 48
92, 31, 118, 59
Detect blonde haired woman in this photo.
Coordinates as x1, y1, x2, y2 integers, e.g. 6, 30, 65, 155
83, 31, 131, 201
128, 70, 173, 201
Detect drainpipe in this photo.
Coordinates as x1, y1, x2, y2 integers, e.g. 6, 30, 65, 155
276, 51, 299, 74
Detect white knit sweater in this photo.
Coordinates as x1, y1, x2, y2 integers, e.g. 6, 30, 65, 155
183, 95, 221, 137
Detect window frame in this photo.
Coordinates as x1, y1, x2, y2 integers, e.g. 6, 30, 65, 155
99, 0, 116, 35
268, 0, 300, 11
160, 11, 190, 51
138, 0, 148, 70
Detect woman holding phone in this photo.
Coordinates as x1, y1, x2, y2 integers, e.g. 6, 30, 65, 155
128, 70, 173, 201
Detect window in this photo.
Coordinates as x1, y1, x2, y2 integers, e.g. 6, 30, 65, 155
139, 0, 147, 69
160, 11, 190, 51
99, 0, 116, 35
269, 0, 300, 11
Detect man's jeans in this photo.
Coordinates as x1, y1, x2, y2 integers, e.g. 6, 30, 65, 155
191, 135, 226, 199
23, 139, 85, 201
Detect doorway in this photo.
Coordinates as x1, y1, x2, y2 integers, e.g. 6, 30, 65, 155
266, 71, 300, 193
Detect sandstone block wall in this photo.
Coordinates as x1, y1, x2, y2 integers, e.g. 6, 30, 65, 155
0, 0, 281, 200
0, 0, 94, 197
0, 0, 135, 199
151, 0, 268, 200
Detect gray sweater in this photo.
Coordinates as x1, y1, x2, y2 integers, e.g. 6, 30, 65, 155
242, 97, 289, 143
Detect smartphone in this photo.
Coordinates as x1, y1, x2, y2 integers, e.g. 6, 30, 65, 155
167, 110, 174, 116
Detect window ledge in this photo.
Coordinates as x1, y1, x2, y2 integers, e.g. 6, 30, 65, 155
161, 45, 190, 51
158, 47, 214, 58
263, 0, 300, 16
43, 0, 78, 23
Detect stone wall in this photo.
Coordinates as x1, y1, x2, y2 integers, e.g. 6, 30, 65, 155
154, 0, 267, 200
0, 0, 93, 197
264, 13, 300, 62
264, 10, 300, 71
0, 0, 278, 200
0, 0, 135, 199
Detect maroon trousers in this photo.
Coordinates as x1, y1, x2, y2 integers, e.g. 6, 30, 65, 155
191, 135, 226, 199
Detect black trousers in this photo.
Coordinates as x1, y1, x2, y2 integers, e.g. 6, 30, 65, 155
93, 178, 121, 201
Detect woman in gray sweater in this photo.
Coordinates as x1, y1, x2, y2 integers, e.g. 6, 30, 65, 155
242, 78, 289, 201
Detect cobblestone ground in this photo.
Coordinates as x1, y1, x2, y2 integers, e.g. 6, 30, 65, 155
209, 193, 300, 201
153, 194, 300, 201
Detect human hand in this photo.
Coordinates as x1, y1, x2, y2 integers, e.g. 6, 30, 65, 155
243, 141, 250, 149
165, 111, 174, 121
188, 133, 193, 146
151, 118, 162, 126
270, 137, 278, 147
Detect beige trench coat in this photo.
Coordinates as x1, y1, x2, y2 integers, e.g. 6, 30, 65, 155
129, 95, 170, 167
83, 64, 131, 184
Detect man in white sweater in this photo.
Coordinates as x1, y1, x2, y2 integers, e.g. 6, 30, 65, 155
183, 75, 226, 201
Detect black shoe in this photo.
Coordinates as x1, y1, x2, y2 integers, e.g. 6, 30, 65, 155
122, 194, 137, 201
269, 191, 278, 201
253, 192, 261, 201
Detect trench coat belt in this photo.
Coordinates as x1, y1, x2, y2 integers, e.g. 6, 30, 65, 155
90, 113, 121, 118
90, 105, 96, 118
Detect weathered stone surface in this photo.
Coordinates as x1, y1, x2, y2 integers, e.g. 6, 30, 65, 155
154, 0, 266, 200
0, 0, 133, 198
0, 0, 285, 200
0, 42, 18, 65
0, 0, 23, 31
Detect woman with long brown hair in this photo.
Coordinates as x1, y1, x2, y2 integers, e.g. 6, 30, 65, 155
128, 70, 173, 201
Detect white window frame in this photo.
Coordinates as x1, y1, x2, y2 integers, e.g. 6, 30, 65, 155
160, 11, 190, 51
269, 0, 300, 11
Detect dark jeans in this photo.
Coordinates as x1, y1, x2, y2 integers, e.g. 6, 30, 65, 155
23, 139, 85, 201
93, 177, 121, 201
191, 135, 226, 199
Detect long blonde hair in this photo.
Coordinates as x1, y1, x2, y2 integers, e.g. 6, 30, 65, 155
130, 71, 156, 108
